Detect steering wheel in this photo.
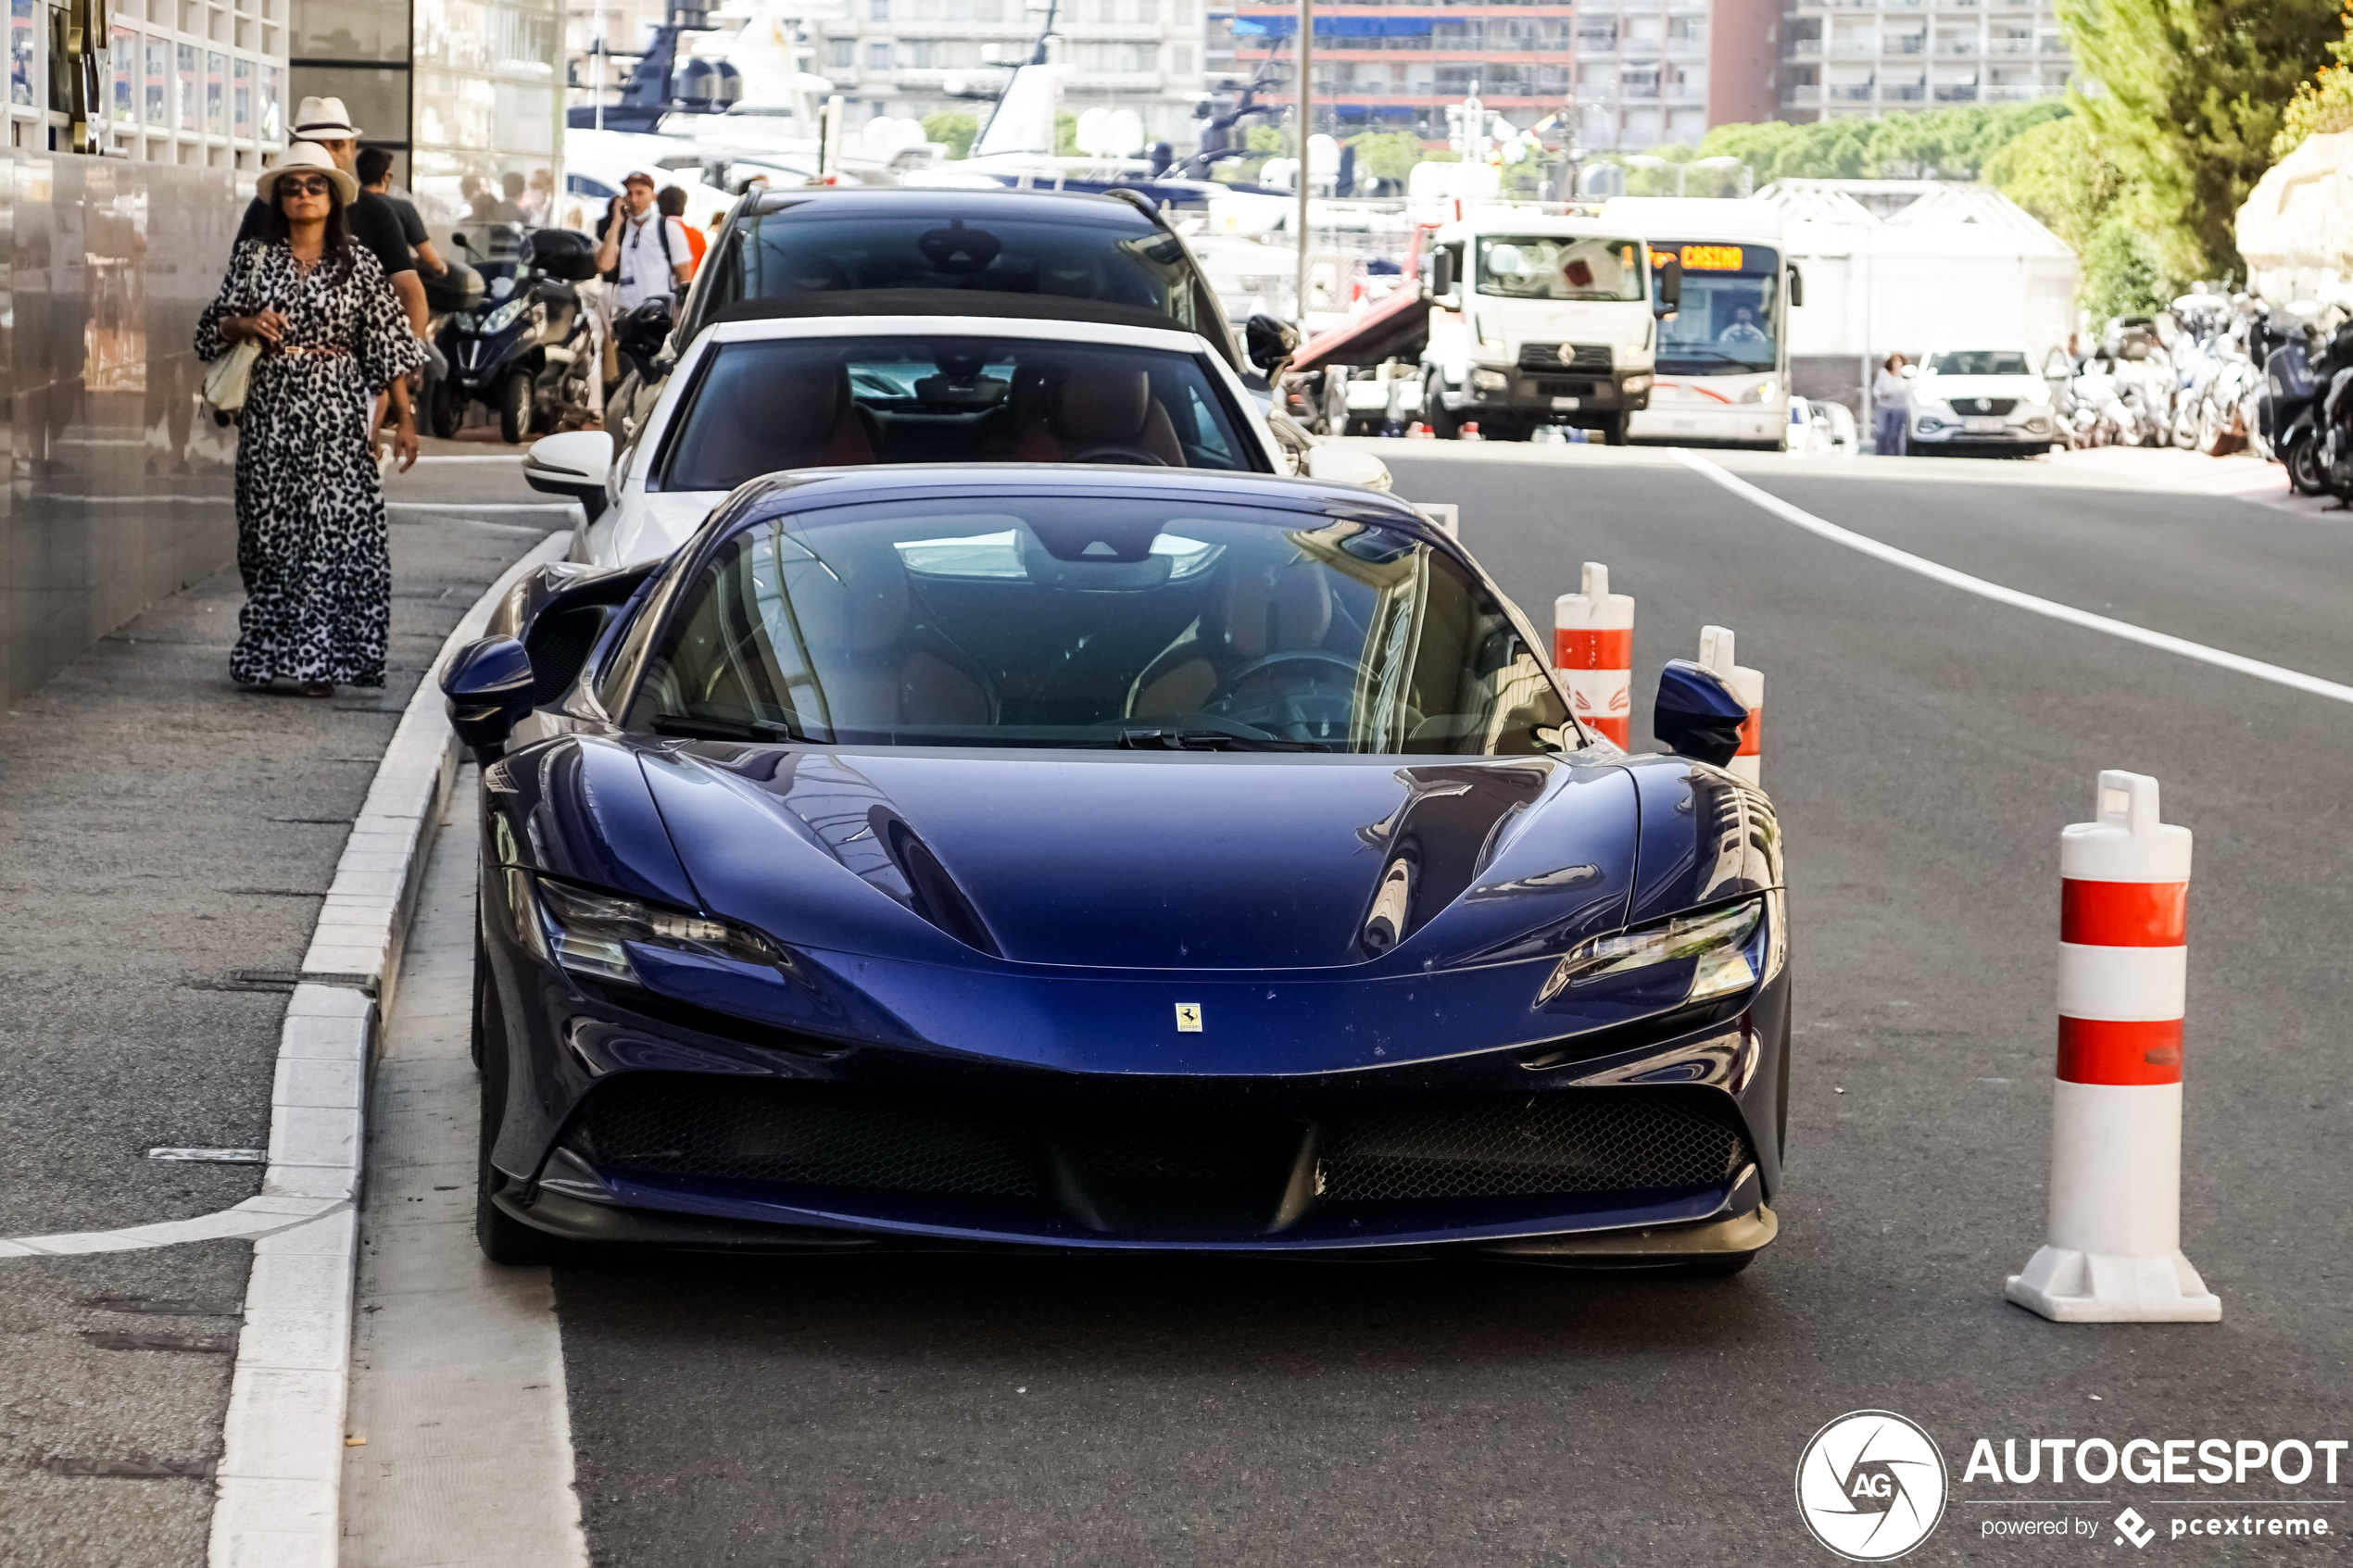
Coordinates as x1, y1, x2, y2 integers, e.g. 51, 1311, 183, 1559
1063, 445, 1167, 466
1204, 650, 1359, 707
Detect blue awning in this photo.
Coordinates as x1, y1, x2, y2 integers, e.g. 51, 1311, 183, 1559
1233, 14, 1434, 37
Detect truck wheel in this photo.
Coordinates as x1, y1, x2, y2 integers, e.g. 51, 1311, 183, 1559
1423, 375, 1461, 440
1603, 412, 1632, 446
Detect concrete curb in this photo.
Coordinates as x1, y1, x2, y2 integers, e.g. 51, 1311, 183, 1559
207, 523, 573, 1568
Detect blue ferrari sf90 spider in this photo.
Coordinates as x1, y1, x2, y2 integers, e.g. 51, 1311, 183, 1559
445, 465, 1786, 1270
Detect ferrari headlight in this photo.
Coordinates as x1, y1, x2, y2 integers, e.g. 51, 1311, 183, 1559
510, 871, 782, 985
1539, 898, 1764, 1006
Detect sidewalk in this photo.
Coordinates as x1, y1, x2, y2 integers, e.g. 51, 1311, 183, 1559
0, 460, 549, 1568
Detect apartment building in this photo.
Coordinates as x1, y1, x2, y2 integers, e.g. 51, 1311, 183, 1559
1777, 0, 2071, 119
66, 0, 289, 166
1202, 0, 1776, 152
569, 0, 1208, 150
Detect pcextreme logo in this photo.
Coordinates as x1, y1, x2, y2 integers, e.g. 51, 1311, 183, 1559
1796, 1411, 1951, 1562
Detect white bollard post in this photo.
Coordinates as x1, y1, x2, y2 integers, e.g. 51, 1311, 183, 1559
1697, 624, 1762, 785
1553, 562, 1633, 747
2006, 771, 2219, 1323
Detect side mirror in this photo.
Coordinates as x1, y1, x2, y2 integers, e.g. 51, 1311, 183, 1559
1785, 261, 1804, 309
442, 636, 535, 760
1654, 659, 1747, 768
1303, 443, 1393, 491
1429, 248, 1454, 300
450, 231, 470, 251
1245, 312, 1299, 371
523, 431, 615, 521
1654, 256, 1682, 319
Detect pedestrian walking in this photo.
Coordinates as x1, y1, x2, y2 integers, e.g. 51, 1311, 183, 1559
235, 97, 425, 336
595, 171, 692, 313
1872, 353, 1910, 457
195, 143, 426, 696
655, 185, 708, 278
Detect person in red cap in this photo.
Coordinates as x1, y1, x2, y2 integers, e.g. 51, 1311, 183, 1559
594, 171, 692, 314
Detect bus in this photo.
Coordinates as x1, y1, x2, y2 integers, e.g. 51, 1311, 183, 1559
1601, 198, 1796, 448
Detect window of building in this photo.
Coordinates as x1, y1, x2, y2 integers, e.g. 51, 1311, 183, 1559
1169, 42, 1191, 73
867, 39, 891, 67
869, 0, 887, 19
829, 36, 853, 67
904, 38, 932, 66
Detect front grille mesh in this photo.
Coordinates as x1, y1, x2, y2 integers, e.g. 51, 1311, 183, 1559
1317, 1095, 1748, 1201
573, 1075, 1038, 1197
1949, 396, 2019, 416
570, 1076, 1747, 1213
1519, 343, 1613, 372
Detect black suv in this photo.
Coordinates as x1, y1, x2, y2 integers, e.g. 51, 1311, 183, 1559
609, 187, 1263, 438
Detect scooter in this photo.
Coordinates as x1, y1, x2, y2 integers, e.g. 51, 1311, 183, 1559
602, 296, 676, 445
429, 224, 601, 444
2267, 328, 2341, 497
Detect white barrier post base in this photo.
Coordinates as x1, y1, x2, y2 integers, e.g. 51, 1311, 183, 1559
2005, 1248, 2220, 1323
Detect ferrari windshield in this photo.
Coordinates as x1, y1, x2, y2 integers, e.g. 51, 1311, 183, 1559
622, 497, 1569, 754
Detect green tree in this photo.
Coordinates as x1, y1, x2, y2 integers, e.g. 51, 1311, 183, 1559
1345, 131, 1425, 184
1982, 112, 2159, 315
922, 111, 979, 159
2059, 0, 2338, 282
1055, 110, 1078, 157
2276, 4, 2353, 157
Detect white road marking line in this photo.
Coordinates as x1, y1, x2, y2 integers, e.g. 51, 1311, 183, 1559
388, 500, 577, 512
1673, 449, 2353, 707
341, 771, 589, 1568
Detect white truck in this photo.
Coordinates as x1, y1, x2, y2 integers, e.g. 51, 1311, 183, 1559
1417, 212, 1680, 445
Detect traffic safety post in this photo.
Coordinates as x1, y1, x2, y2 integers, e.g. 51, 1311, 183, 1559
2006, 771, 2220, 1323
1697, 624, 1762, 785
1553, 561, 1633, 746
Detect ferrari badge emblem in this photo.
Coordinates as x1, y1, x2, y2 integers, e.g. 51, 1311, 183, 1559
1175, 1003, 1202, 1033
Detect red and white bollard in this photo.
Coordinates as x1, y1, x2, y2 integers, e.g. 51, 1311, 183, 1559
1697, 624, 1762, 785
2006, 771, 2220, 1323
1553, 562, 1633, 747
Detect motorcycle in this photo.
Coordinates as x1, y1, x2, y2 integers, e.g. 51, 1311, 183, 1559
603, 295, 675, 444
428, 224, 600, 444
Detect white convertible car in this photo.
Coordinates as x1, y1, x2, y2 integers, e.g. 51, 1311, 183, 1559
524, 307, 1391, 569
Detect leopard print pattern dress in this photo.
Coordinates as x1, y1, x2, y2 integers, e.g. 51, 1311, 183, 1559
195, 239, 425, 687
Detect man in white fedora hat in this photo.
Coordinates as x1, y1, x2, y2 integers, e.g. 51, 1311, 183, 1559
235, 95, 425, 335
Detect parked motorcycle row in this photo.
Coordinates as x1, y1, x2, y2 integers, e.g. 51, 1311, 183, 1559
2052, 297, 2283, 458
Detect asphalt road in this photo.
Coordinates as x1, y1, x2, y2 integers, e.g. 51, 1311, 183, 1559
545, 447, 2353, 1565
0, 457, 541, 1568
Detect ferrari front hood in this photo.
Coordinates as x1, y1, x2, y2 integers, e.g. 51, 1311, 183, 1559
637, 745, 1641, 973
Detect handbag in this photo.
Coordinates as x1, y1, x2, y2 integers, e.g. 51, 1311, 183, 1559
203, 337, 260, 415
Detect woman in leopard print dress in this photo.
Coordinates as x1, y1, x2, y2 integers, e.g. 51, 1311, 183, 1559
195, 144, 423, 695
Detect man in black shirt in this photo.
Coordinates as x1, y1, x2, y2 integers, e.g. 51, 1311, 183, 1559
356, 146, 447, 279
235, 96, 425, 335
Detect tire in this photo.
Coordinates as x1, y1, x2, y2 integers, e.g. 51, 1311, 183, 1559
2287, 435, 2329, 496
497, 370, 535, 445
475, 959, 557, 1266
1422, 375, 1461, 440
428, 379, 462, 440
1602, 411, 1631, 446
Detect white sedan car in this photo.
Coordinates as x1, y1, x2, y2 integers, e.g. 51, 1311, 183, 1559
524, 313, 1390, 568
1906, 341, 2059, 458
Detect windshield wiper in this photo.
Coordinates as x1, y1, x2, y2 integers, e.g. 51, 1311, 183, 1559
1113, 728, 1321, 752
650, 713, 798, 743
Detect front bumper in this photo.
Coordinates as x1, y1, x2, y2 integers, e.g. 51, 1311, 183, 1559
1910, 410, 2055, 448
1458, 368, 1653, 418
478, 871, 1793, 1258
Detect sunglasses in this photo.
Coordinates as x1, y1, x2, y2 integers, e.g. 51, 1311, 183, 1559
281, 176, 334, 196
